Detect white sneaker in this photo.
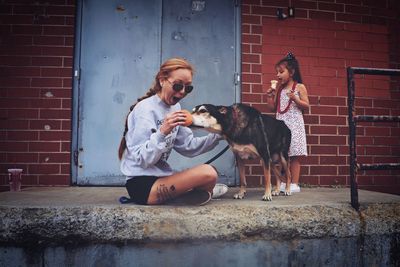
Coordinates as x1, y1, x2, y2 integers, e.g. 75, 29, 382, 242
280, 183, 301, 193
212, 183, 228, 198
290, 183, 301, 193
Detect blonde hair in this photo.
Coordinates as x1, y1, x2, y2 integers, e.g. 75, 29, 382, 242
118, 57, 194, 160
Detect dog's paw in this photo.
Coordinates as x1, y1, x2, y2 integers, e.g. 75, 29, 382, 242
284, 190, 292, 196
271, 190, 280, 196
233, 190, 246, 199
262, 193, 272, 201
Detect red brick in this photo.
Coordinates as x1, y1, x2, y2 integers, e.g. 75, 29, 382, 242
0, 66, 41, 77
29, 120, 61, 130
61, 120, 71, 130
12, 25, 42, 35
29, 164, 59, 174
318, 2, 344, 12
41, 67, 72, 78
242, 14, 261, 25
32, 57, 63, 67
39, 109, 71, 119
47, 6, 75, 16
365, 146, 392, 156
242, 73, 262, 83
29, 142, 60, 152
7, 109, 39, 119
61, 141, 71, 152
0, 141, 28, 152
39, 131, 70, 141
242, 34, 261, 44
63, 57, 73, 67
310, 165, 337, 175
320, 155, 347, 165
310, 106, 338, 115
20, 174, 38, 186
244, 175, 262, 187
251, 5, 275, 16
309, 10, 335, 20
62, 99, 71, 109
345, 5, 370, 15
43, 25, 74, 36
65, 36, 74, 46
31, 78, 63, 87
38, 174, 69, 185
7, 130, 38, 141
310, 125, 337, 135
319, 176, 347, 186
33, 36, 64, 46
320, 135, 347, 145
300, 175, 319, 185
319, 116, 345, 125
39, 152, 70, 163
40, 89, 71, 98
242, 93, 262, 103
310, 145, 338, 155
6, 152, 38, 163
336, 13, 362, 23
41, 46, 73, 57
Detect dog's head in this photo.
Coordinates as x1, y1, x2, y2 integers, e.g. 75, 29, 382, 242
190, 104, 230, 133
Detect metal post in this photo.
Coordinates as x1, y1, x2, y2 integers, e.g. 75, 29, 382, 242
347, 67, 360, 211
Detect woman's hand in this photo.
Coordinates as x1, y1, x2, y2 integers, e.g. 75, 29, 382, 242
159, 111, 187, 135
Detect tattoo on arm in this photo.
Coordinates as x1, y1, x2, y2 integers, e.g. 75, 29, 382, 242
156, 184, 176, 204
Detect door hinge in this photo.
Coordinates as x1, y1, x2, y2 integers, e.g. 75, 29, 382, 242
73, 150, 79, 166
234, 72, 241, 85
74, 68, 81, 80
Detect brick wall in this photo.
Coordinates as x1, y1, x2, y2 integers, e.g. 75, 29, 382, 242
1, 0, 399, 194
0, 1, 75, 190
242, 0, 400, 194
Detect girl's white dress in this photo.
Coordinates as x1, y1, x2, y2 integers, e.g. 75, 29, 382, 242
276, 85, 308, 157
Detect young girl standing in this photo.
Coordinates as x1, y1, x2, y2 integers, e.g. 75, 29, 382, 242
265, 52, 309, 193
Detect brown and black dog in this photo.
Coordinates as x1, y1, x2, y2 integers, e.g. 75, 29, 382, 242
190, 103, 292, 201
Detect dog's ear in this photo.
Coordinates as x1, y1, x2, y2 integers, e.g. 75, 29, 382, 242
218, 107, 228, 114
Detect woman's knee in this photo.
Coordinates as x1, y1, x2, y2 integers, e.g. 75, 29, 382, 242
202, 164, 218, 182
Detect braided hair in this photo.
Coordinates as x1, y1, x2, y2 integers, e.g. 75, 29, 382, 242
275, 52, 303, 83
118, 57, 194, 160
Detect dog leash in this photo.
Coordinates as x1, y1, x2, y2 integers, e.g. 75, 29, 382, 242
204, 145, 230, 164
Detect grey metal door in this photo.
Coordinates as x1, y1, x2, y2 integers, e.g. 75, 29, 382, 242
72, 0, 240, 185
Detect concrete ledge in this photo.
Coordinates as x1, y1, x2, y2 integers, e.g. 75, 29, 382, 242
0, 187, 399, 246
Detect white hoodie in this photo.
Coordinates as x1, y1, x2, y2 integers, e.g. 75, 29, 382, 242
120, 94, 221, 178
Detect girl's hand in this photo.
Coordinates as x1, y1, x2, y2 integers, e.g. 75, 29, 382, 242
159, 111, 187, 135
287, 91, 298, 101
265, 87, 276, 97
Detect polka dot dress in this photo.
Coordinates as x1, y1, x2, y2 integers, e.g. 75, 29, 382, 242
276, 84, 308, 157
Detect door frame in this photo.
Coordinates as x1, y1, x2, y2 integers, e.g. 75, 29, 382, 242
71, 0, 242, 185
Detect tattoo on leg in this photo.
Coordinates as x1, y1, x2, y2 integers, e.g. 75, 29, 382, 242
156, 184, 175, 203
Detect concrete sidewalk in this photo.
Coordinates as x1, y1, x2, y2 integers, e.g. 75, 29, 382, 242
0, 187, 399, 245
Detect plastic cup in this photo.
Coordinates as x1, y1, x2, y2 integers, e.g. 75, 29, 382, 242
8, 168, 23, 192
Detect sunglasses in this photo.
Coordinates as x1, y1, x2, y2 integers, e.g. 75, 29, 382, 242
167, 79, 194, 94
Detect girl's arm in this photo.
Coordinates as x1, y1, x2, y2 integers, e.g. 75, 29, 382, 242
264, 86, 277, 112
289, 83, 310, 111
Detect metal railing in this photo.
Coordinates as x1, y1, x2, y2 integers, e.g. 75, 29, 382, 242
347, 67, 400, 211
